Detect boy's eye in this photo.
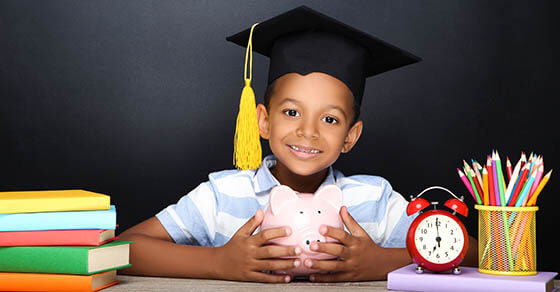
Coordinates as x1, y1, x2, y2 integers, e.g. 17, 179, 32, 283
284, 109, 300, 117
322, 116, 338, 124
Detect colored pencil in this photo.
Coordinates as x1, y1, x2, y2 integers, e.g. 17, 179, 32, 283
457, 168, 476, 202
465, 167, 482, 204
519, 152, 526, 170
504, 157, 522, 204
492, 153, 501, 206
500, 209, 514, 270
506, 157, 512, 180
528, 160, 543, 198
463, 160, 472, 175
482, 167, 489, 206
492, 152, 500, 205
495, 152, 507, 206
472, 160, 483, 187
527, 169, 552, 206
470, 169, 484, 204
527, 160, 535, 185
512, 212, 532, 269
508, 164, 529, 207
521, 167, 539, 207
509, 155, 523, 198
515, 170, 537, 207
487, 156, 496, 206
495, 154, 514, 269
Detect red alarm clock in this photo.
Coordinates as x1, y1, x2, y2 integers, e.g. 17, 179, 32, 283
406, 186, 469, 274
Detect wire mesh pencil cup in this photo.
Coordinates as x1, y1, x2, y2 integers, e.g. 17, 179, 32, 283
476, 205, 538, 275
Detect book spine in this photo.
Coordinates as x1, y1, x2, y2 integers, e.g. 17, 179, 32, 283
0, 230, 108, 246
0, 192, 110, 214
0, 240, 131, 275
0, 271, 118, 292
0, 206, 116, 232
0, 245, 89, 275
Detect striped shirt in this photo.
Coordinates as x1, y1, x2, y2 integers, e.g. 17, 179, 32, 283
156, 154, 416, 248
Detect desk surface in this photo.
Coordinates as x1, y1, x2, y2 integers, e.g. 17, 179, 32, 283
106, 275, 392, 292
105, 275, 559, 292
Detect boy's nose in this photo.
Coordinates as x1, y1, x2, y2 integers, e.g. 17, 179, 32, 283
296, 120, 319, 139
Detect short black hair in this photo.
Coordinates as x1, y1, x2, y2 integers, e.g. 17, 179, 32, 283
263, 80, 361, 127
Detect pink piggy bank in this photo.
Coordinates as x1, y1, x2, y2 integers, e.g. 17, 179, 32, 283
261, 184, 344, 277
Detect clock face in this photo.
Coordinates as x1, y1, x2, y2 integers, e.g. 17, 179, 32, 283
413, 214, 465, 264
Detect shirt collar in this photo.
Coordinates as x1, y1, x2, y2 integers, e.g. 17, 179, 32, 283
254, 154, 337, 194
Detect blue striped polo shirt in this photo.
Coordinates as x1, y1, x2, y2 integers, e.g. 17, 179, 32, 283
156, 154, 416, 248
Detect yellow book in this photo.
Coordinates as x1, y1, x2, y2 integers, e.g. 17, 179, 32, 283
0, 190, 110, 214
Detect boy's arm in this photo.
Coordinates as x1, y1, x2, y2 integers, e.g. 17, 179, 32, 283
118, 216, 220, 278
118, 212, 301, 282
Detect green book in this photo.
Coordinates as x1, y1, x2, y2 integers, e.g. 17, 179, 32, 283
0, 240, 132, 275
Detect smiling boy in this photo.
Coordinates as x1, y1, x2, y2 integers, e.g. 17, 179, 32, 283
259, 72, 362, 194
119, 6, 477, 282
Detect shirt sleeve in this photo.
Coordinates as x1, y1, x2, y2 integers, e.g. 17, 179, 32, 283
155, 181, 218, 246
381, 187, 418, 248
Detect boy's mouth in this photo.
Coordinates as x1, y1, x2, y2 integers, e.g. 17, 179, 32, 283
287, 144, 322, 159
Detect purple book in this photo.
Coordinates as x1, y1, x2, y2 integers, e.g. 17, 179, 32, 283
388, 264, 557, 292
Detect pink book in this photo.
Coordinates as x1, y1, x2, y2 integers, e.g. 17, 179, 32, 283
0, 229, 116, 246
388, 264, 557, 292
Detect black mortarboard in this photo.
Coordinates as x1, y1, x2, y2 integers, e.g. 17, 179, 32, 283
226, 5, 421, 105
228, 5, 421, 170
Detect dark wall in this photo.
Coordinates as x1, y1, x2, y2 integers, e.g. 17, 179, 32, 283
1, 1, 558, 273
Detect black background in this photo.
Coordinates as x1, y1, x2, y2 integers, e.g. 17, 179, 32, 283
1, 1, 558, 274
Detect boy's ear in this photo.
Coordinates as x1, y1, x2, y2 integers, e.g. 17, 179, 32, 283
341, 120, 363, 153
256, 104, 270, 140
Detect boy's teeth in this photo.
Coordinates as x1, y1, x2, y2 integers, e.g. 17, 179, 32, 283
290, 145, 320, 154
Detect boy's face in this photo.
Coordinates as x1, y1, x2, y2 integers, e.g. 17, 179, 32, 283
257, 72, 363, 176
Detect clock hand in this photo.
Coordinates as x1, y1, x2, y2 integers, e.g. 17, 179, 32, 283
436, 217, 441, 248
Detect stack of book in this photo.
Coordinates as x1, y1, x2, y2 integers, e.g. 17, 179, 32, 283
0, 190, 132, 292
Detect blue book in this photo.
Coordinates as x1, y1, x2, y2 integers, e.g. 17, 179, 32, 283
0, 205, 116, 231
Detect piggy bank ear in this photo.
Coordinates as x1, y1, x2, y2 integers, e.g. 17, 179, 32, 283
314, 184, 343, 211
270, 185, 299, 215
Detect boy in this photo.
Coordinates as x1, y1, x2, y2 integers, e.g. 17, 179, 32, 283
119, 6, 477, 282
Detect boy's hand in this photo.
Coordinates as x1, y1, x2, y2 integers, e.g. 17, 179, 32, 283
305, 206, 389, 282
214, 209, 301, 283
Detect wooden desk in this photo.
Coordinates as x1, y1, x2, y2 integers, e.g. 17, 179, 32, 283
104, 275, 559, 292
106, 275, 390, 291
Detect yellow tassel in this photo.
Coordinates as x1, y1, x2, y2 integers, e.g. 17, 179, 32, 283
233, 23, 262, 170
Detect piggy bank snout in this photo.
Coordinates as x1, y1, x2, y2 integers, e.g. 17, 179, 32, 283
298, 231, 325, 254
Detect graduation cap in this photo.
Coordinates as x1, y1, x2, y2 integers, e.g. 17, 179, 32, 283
227, 5, 421, 170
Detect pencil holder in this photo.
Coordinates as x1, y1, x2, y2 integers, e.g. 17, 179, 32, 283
476, 205, 538, 275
